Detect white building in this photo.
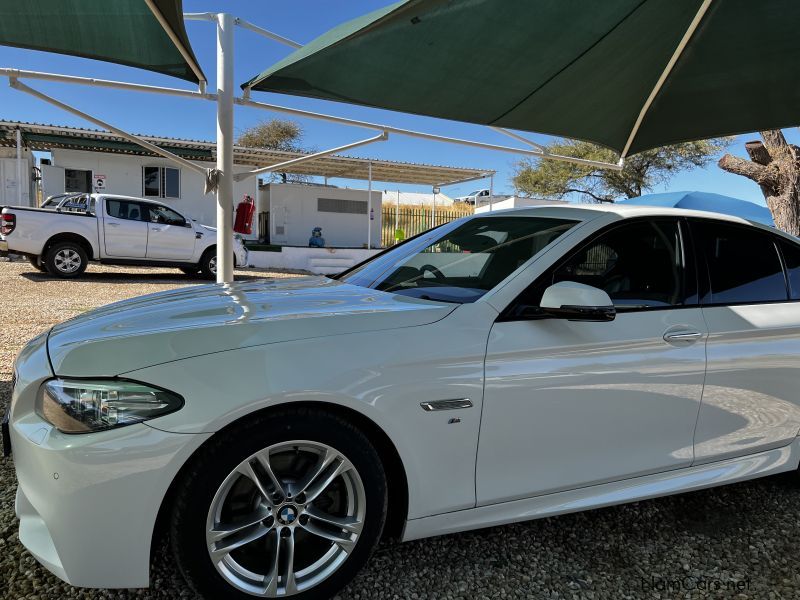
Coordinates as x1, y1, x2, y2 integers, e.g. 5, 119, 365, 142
41, 149, 259, 233
0, 135, 34, 207
381, 190, 455, 207
264, 183, 381, 248
0, 121, 490, 259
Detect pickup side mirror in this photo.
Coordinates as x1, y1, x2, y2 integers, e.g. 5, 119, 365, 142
540, 281, 616, 322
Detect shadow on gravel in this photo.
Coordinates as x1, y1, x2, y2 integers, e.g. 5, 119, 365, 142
18, 270, 266, 285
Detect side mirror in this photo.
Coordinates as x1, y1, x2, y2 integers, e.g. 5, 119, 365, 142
540, 281, 616, 322
183, 220, 192, 227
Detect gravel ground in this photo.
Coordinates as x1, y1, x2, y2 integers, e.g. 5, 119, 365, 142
2, 259, 800, 599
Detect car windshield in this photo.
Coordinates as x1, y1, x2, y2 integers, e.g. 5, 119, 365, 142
340, 216, 578, 303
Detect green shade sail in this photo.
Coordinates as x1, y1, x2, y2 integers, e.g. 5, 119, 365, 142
245, 0, 800, 156
0, 0, 204, 83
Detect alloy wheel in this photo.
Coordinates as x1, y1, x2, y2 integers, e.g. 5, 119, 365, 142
206, 440, 366, 597
53, 248, 82, 273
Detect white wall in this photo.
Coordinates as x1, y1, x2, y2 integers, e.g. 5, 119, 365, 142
47, 149, 260, 238
0, 148, 33, 207
264, 183, 382, 248
248, 246, 380, 275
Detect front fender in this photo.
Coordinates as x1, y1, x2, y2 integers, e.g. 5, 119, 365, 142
122, 303, 497, 518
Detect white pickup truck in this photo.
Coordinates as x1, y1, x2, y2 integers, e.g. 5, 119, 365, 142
0, 193, 247, 279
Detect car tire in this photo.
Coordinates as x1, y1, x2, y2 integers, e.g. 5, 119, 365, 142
170, 406, 388, 600
44, 242, 88, 278
199, 248, 217, 279
199, 249, 237, 280
27, 255, 47, 272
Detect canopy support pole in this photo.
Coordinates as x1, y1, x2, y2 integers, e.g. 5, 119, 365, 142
233, 18, 302, 49
367, 161, 373, 249
8, 78, 208, 177
15, 127, 22, 206
490, 126, 548, 152
620, 0, 713, 159
216, 12, 236, 284
436, 172, 494, 188
235, 97, 623, 171
431, 186, 437, 228
233, 132, 388, 181
144, 0, 207, 90
489, 174, 494, 212
0, 69, 215, 100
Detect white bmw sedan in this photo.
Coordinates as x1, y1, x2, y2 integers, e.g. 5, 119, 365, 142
7, 204, 800, 599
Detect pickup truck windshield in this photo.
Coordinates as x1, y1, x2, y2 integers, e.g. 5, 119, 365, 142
341, 216, 578, 303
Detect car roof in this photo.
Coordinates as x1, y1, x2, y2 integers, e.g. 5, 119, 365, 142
90, 193, 167, 206
477, 202, 766, 227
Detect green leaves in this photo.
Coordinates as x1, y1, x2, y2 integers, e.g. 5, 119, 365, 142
513, 138, 731, 203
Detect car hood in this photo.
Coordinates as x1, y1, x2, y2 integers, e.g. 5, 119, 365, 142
47, 276, 455, 376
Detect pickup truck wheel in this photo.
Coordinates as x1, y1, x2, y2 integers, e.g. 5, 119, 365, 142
45, 242, 88, 278
200, 250, 236, 280
170, 407, 387, 600
27, 256, 47, 272
199, 249, 217, 279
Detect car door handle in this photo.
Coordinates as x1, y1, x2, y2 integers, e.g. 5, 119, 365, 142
151, 227, 163, 232
106, 222, 119, 227
663, 330, 703, 344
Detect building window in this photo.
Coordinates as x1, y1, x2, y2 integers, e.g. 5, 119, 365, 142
65, 169, 92, 192
143, 166, 180, 199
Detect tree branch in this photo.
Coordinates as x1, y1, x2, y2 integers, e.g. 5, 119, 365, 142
718, 153, 778, 191
744, 140, 772, 166
563, 188, 609, 203
760, 129, 795, 162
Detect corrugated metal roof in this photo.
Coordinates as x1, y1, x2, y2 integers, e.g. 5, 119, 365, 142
0, 121, 492, 186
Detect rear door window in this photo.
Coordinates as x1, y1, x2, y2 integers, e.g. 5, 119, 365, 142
106, 199, 147, 221
692, 221, 787, 304
779, 239, 800, 300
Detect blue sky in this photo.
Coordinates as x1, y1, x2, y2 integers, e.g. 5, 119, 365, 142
0, 0, 793, 204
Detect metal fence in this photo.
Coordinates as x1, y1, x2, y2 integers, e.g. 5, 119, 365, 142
381, 204, 473, 247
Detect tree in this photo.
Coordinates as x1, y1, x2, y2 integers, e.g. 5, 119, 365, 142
718, 130, 800, 236
513, 138, 730, 203
236, 119, 312, 183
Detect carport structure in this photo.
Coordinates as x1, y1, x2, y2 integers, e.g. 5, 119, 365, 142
2, 0, 799, 281
0, 120, 492, 248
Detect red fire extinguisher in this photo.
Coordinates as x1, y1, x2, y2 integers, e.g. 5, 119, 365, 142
234, 195, 255, 235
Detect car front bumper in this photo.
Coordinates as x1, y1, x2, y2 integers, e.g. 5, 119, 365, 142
9, 332, 211, 588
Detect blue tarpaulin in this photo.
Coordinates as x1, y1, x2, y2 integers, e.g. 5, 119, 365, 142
619, 191, 774, 226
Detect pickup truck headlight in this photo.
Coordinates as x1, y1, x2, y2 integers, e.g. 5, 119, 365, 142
36, 379, 183, 434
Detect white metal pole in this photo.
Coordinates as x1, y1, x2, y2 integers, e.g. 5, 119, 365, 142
367, 161, 373, 249
395, 189, 400, 236
15, 127, 22, 205
216, 12, 235, 284
489, 174, 494, 212
431, 187, 436, 228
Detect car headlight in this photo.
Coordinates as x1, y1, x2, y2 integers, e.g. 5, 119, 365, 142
36, 379, 183, 434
